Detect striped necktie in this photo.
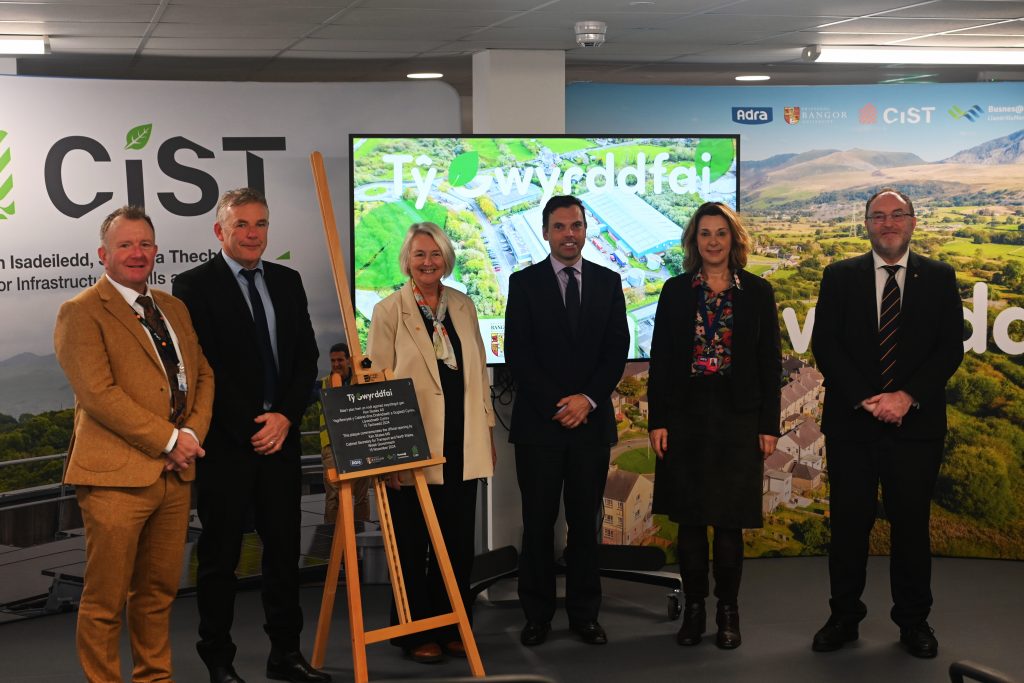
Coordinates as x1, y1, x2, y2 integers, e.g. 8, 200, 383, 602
879, 265, 901, 390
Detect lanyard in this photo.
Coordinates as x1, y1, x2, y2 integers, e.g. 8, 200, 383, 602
135, 309, 181, 363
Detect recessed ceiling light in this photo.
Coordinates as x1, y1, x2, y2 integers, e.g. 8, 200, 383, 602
804, 45, 1024, 65
735, 75, 771, 82
0, 36, 49, 55
407, 72, 443, 79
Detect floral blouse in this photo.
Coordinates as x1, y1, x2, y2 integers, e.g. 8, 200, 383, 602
690, 270, 741, 376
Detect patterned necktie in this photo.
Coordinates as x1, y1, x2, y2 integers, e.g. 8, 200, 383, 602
136, 295, 186, 425
564, 266, 581, 336
240, 268, 278, 406
879, 265, 901, 390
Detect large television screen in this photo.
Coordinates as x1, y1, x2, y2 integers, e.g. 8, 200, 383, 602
350, 135, 739, 363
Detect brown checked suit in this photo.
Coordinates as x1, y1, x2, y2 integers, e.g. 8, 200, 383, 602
55, 274, 214, 682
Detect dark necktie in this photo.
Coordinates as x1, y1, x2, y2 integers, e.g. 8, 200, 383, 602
240, 269, 278, 406
879, 265, 901, 390
136, 295, 186, 425
565, 266, 581, 336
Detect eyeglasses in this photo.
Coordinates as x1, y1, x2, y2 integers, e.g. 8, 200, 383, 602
867, 211, 914, 224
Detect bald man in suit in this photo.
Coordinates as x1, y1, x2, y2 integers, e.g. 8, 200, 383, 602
55, 205, 214, 682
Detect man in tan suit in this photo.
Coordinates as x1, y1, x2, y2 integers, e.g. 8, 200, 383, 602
54, 205, 214, 682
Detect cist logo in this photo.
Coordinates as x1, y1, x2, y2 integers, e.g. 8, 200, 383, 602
783, 107, 801, 124
0, 130, 15, 221
949, 104, 983, 122
732, 107, 773, 124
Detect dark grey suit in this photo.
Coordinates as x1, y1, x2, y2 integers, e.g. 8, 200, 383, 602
504, 257, 628, 625
812, 250, 963, 627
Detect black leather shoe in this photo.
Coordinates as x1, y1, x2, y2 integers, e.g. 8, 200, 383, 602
266, 650, 331, 682
520, 621, 551, 646
899, 622, 938, 659
571, 620, 608, 645
715, 603, 741, 649
208, 665, 246, 683
812, 617, 859, 652
676, 600, 706, 646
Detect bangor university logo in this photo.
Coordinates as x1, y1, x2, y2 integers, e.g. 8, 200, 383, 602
948, 104, 983, 122
859, 103, 878, 124
783, 107, 801, 124
0, 130, 14, 221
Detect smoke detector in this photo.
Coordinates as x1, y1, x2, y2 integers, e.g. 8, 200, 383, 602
575, 21, 607, 48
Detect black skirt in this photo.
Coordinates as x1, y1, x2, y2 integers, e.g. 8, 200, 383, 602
652, 374, 764, 529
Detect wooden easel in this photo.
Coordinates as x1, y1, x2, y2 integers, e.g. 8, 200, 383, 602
308, 151, 485, 682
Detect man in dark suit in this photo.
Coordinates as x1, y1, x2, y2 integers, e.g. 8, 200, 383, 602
504, 194, 629, 647
55, 206, 214, 682
173, 188, 327, 683
811, 188, 963, 659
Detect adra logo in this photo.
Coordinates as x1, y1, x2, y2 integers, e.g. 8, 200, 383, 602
0, 130, 14, 221
384, 143, 733, 210
44, 124, 286, 218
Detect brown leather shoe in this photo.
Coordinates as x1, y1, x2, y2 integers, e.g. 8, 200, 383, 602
444, 640, 467, 658
404, 643, 443, 664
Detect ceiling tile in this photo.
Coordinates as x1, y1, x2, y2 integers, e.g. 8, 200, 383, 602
151, 22, 319, 38
0, 4, 159, 22
160, 5, 341, 23
885, 1, 1024, 20
334, 8, 521, 29
292, 37, 451, 52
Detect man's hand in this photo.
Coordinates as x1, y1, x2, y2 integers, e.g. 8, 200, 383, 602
861, 390, 913, 425
553, 394, 591, 429
758, 434, 778, 460
649, 428, 668, 459
252, 412, 291, 454
166, 431, 205, 471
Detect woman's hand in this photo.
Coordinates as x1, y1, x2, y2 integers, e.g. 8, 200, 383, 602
649, 428, 668, 459
758, 434, 778, 460
386, 472, 401, 490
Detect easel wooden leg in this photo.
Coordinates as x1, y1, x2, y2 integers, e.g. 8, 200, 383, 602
311, 479, 348, 668
412, 470, 486, 677
375, 476, 411, 623
336, 481, 369, 683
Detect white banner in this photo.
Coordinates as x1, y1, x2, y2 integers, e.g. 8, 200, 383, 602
0, 76, 460, 416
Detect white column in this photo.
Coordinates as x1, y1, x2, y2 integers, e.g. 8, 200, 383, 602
0, 59, 18, 74
472, 50, 565, 134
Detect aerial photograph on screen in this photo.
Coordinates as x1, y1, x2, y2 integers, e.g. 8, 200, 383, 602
351, 136, 738, 362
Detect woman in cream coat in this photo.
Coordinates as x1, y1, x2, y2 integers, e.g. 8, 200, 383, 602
366, 222, 495, 664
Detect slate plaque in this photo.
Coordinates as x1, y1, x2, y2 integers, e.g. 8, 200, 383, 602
320, 378, 432, 474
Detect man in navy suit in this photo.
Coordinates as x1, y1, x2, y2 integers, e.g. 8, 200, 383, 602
173, 188, 327, 683
811, 188, 963, 659
504, 195, 628, 647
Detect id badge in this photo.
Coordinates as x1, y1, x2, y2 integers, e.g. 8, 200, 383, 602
696, 355, 719, 374
176, 363, 188, 392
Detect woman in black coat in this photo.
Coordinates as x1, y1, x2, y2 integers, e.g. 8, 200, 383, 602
648, 202, 782, 649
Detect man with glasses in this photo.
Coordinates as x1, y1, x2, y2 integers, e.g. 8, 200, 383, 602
810, 188, 963, 658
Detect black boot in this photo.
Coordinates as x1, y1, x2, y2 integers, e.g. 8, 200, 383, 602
716, 602, 741, 649
676, 600, 706, 646
712, 561, 743, 650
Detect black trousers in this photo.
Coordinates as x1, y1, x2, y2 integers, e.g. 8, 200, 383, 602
825, 436, 942, 627
677, 525, 744, 604
194, 436, 303, 667
387, 477, 479, 647
514, 441, 609, 626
